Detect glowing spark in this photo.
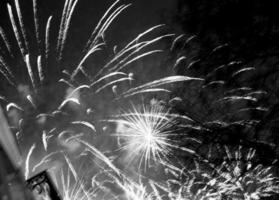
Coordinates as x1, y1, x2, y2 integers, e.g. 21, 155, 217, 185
27, 94, 36, 108
58, 97, 80, 110
14, 0, 29, 52
25, 54, 36, 90
25, 143, 36, 180
6, 102, 23, 112
121, 181, 153, 200
32, 0, 40, 51
170, 34, 185, 51
45, 16, 53, 62
0, 55, 14, 79
37, 55, 44, 83
58, 0, 79, 61
232, 67, 255, 77
119, 75, 203, 99
32, 151, 61, 172
68, 85, 90, 98
0, 26, 13, 56
42, 130, 53, 151
0, 64, 14, 86
64, 154, 78, 181
187, 59, 200, 69
71, 121, 96, 133
7, 3, 25, 58
59, 78, 75, 88
95, 77, 132, 93
90, 71, 127, 87
173, 56, 187, 70
61, 171, 96, 200
78, 139, 120, 175
216, 95, 258, 103
0, 95, 7, 102
71, 43, 104, 78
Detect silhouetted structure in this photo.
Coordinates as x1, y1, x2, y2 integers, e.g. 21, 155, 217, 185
0, 106, 34, 200
27, 171, 62, 200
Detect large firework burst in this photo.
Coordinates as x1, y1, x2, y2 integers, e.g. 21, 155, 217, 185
1, 0, 279, 200
112, 101, 176, 168
0, 0, 198, 176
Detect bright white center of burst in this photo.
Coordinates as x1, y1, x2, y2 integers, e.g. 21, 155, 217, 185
116, 104, 173, 168
145, 130, 154, 143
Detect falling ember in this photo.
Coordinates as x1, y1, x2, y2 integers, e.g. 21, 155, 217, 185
25, 143, 36, 180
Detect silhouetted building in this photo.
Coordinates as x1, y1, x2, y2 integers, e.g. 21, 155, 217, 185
0, 106, 35, 200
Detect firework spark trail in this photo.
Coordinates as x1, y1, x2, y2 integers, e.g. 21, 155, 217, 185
169, 36, 271, 126
37, 55, 44, 83
7, 3, 25, 59
58, 97, 80, 110
27, 94, 36, 108
106, 34, 173, 72
85, 0, 120, 51
67, 85, 90, 97
25, 143, 36, 180
94, 24, 165, 78
117, 179, 154, 200
32, 151, 61, 172
85, 1, 131, 52
0, 26, 13, 56
170, 34, 185, 51
95, 77, 132, 94
77, 139, 121, 176
232, 67, 255, 77
32, 0, 40, 53
42, 130, 52, 151
25, 54, 37, 90
0, 55, 14, 82
58, 0, 79, 62
71, 121, 96, 133
60, 169, 89, 200
96, 3, 131, 41
89, 71, 127, 87
14, 0, 29, 53
70, 43, 104, 79
173, 56, 186, 70
57, 0, 74, 59
45, 16, 53, 64
6, 102, 23, 112
111, 49, 164, 73
176, 146, 279, 200
215, 147, 279, 199
118, 75, 204, 99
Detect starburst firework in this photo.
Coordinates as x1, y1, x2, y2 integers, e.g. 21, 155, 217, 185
113, 101, 176, 168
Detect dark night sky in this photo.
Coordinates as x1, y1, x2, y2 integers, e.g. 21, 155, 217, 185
0, 0, 177, 42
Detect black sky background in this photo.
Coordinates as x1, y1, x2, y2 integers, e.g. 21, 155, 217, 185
0, 0, 177, 46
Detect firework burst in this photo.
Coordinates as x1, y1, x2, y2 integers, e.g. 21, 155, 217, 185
0, 0, 193, 173
176, 146, 279, 200
112, 101, 176, 169
1, 0, 279, 200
